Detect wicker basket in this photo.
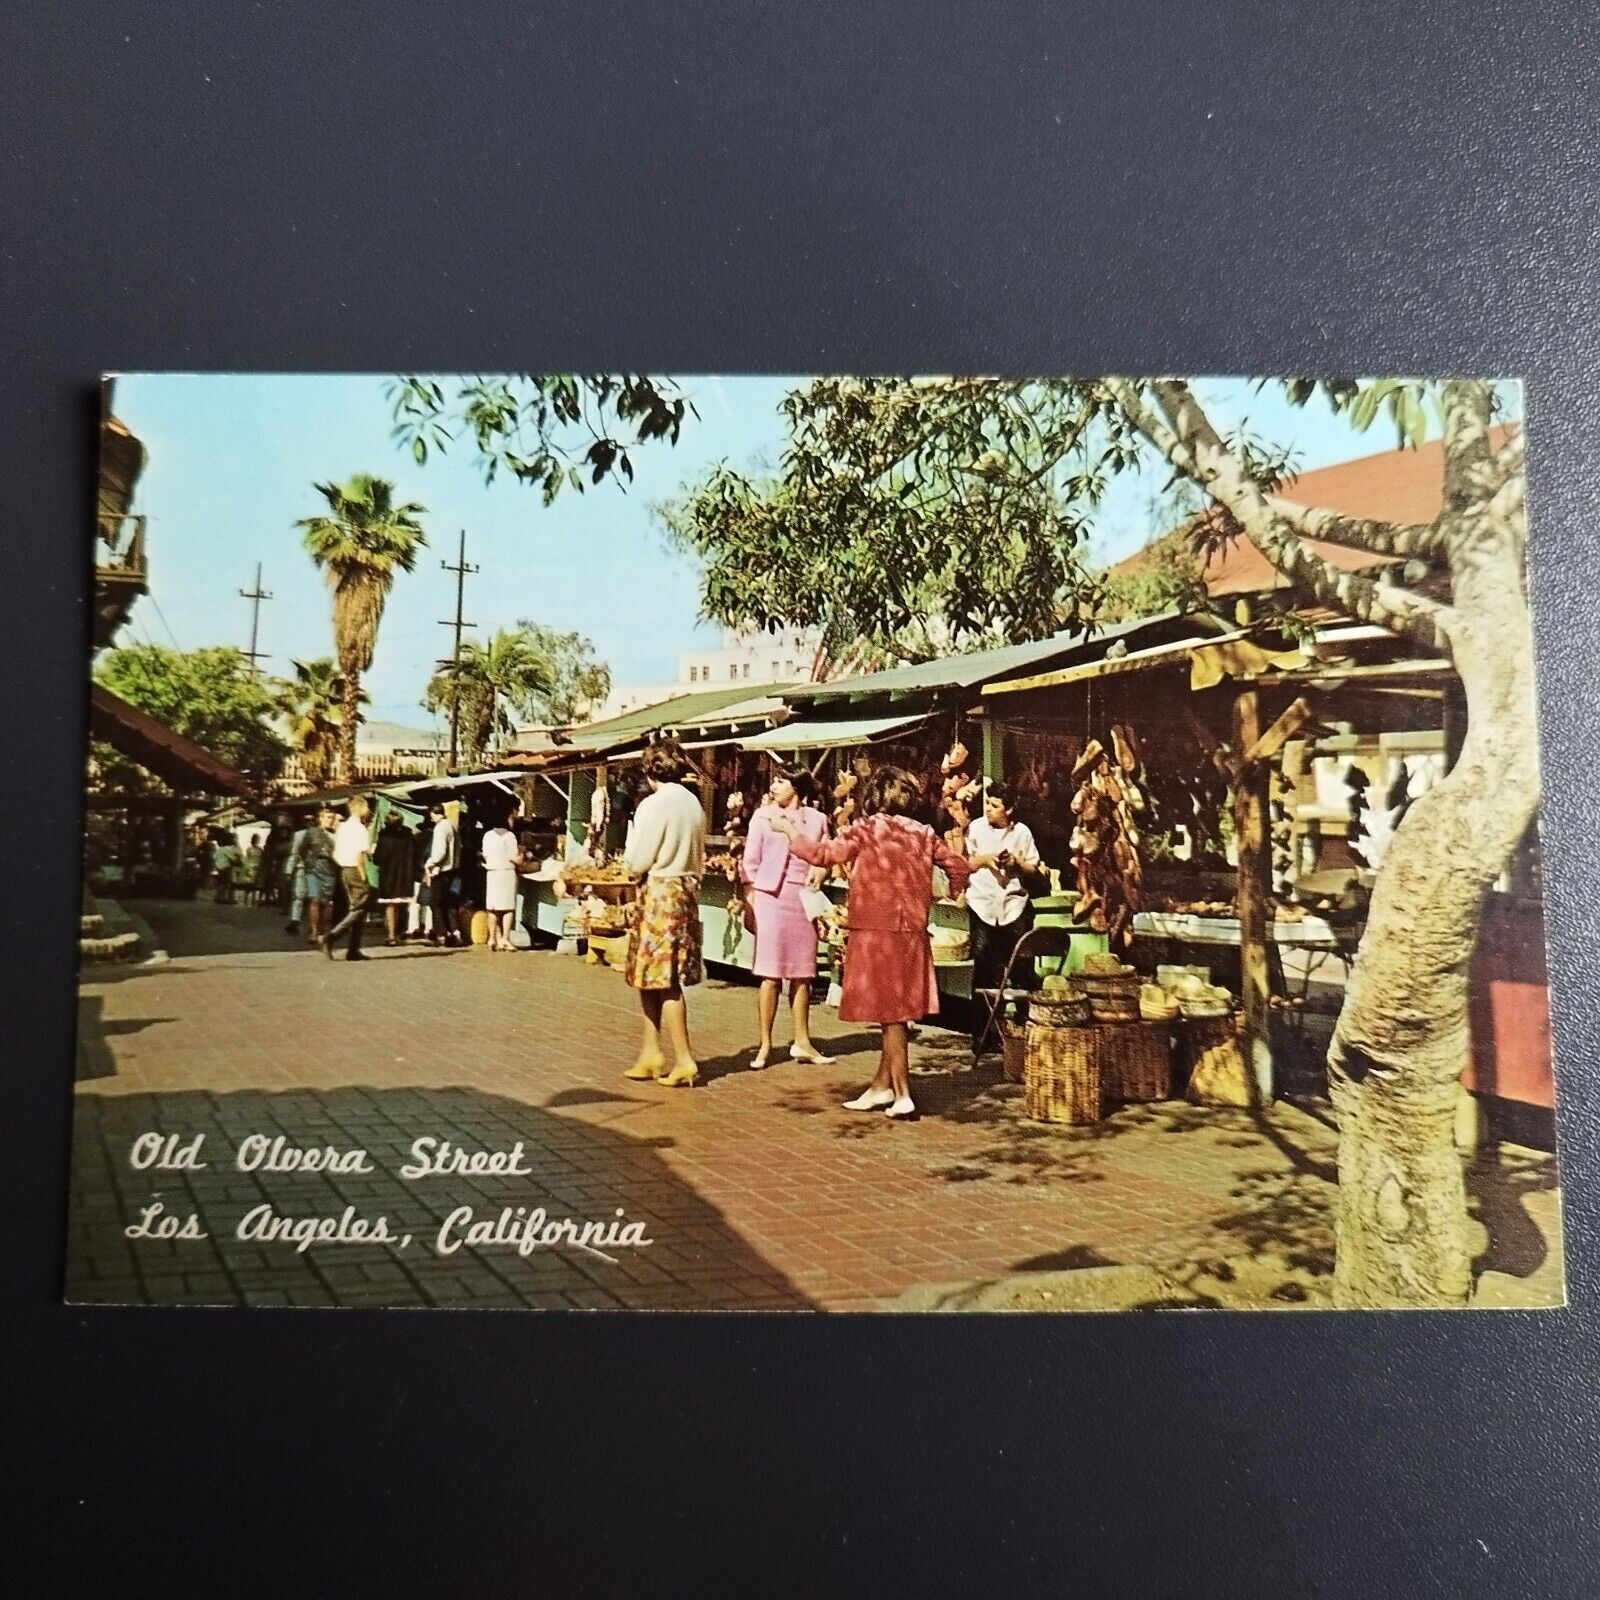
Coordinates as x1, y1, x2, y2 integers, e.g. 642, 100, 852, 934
1077, 970, 1141, 1022
1023, 1021, 1103, 1124
1000, 1019, 1028, 1084
1099, 1018, 1173, 1103
1028, 992, 1093, 1028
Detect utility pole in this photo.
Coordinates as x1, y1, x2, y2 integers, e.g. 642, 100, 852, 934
437, 529, 477, 769
240, 563, 272, 678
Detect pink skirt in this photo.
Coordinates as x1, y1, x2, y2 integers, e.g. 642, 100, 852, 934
838, 929, 940, 1026
749, 884, 819, 980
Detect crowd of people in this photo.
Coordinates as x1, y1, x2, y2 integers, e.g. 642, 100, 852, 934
619, 738, 991, 1122
200, 795, 515, 956
197, 737, 1045, 1124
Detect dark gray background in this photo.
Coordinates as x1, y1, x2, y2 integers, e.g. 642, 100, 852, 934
4, 2, 1597, 1594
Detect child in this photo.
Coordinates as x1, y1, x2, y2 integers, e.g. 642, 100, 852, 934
770, 764, 971, 1119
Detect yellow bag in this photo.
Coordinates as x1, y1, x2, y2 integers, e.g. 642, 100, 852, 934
470, 909, 491, 946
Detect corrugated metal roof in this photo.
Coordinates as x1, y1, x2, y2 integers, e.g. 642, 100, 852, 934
659, 693, 792, 734
561, 682, 796, 748
786, 615, 1191, 705
740, 712, 930, 752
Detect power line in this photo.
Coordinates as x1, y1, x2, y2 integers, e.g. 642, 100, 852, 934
240, 563, 273, 677
147, 594, 182, 651
437, 529, 477, 768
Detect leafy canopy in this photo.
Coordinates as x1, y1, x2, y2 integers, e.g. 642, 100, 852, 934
297, 473, 428, 674
657, 376, 1491, 667
425, 626, 558, 762
510, 621, 612, 725
389, 375, 693, 505
94, 644, 288, 783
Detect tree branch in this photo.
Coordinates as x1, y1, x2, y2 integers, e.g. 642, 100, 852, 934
1104, 378, 1455, 654
1265, 495, 1445, 560
1440, 379, 1494, 514
1486, 424, 1524, 492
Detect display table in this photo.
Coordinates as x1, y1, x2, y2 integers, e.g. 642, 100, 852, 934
521, 868, 975, 1002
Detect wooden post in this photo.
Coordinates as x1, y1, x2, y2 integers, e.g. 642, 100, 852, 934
565, 767, 593, 862
980, 716, 1002, 784
1232, 685, 1275, 1103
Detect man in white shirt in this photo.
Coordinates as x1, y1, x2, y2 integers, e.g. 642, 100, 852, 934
422, 802, 462, 945
318, 795, 375, 961
964, 784, 1043, 1050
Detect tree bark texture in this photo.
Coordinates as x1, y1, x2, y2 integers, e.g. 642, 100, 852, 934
1109, 378, 1539, 1308
1327, 525, 1540, 1307
339, 664, 361, 783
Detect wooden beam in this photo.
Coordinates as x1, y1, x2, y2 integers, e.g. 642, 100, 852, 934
1232, 684, 1275, 1104
1240, 696, 1316, 774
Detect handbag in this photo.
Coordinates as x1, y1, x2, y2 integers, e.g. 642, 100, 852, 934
799, 886, 834, 922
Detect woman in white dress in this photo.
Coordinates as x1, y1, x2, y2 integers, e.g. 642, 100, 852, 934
480, 801, 525, 951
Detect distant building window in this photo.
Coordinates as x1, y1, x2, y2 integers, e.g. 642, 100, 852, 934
688, 666, 698, 682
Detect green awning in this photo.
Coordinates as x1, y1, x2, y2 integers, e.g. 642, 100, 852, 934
740, 713, 929, 752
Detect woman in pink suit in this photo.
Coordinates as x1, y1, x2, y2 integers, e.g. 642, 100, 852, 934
771, 764, 971, 1120
742, 767, 833, 1070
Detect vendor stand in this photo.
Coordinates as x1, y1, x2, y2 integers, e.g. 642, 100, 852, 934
985, 613, 1465, 1105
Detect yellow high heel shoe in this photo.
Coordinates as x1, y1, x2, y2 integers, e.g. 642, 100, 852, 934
658, 1063, 699, 1088
624, 1056, 666, 1081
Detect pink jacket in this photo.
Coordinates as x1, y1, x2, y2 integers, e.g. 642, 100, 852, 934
787, 813, 971, 934
741, 804, 828, 895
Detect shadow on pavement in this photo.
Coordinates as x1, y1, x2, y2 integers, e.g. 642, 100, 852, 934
67, 1084, 817, 1311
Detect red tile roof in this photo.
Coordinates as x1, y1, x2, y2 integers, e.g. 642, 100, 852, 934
1112, 423, 1519, 597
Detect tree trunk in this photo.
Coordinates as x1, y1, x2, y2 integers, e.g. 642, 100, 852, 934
339, 668, 361, 783
1329, 529, 1539, 1307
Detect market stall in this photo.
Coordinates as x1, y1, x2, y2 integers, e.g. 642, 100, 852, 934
984, 613, 1468, 1106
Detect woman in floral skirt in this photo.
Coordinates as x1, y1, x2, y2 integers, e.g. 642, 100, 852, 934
621, 739, 706, 1088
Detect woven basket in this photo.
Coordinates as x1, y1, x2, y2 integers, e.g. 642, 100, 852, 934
1099, 1018, 1173, 1103
1023, 1021, 1103, 1124
1029, 992, 1092, 1028
1000, 1019, 1028, 1084
1078, 970, 1141, 1022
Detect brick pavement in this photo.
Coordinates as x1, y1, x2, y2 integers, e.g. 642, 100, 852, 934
66, 899, 1561, 1311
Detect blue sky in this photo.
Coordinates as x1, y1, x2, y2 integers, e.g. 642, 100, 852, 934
111, 374, 1518, 728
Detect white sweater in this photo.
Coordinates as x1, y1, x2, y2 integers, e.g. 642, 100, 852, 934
624, 783, 705, 879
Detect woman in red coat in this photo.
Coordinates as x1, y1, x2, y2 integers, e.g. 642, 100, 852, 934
771, 764, 970, 1120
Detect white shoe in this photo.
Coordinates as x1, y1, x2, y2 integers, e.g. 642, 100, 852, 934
884, 1097, 918, 1120
749, 1051, 771, 1071
843, 1088, 895, 1112
789, 1044, 835, 1065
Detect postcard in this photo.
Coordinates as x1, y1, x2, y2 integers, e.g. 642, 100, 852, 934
70, 373, 1560, 1311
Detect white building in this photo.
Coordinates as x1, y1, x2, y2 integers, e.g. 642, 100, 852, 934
587, 625, 821, 722
678, 624, 818, 688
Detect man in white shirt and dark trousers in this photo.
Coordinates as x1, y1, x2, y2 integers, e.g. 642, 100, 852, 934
319, 795, 375, 962
963, 784, 1043, 1052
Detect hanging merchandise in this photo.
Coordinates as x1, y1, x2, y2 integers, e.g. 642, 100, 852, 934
935, 728, 981, 847
1068, 723, 1147, 946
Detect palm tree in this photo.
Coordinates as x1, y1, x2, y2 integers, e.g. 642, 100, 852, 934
279, 657, 366, 788
425, 627, 554, 765
297, 476, 427, 780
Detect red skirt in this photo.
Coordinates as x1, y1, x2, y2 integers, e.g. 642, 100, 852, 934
838, 928, 940, 1025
